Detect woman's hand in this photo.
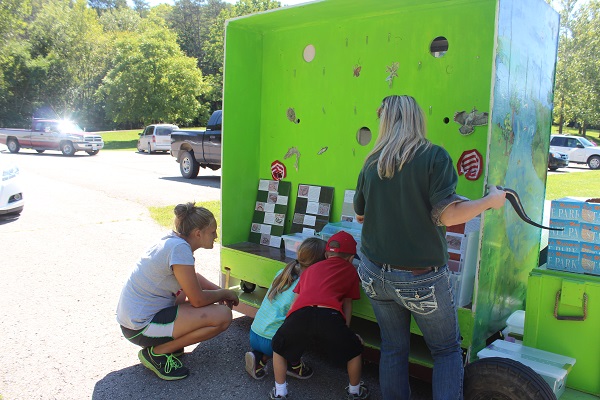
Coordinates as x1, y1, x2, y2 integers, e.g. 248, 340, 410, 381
220, 290, 239, 309
356, 215, 365, 223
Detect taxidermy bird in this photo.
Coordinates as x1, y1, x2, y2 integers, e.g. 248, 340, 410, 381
453, 108, 489, 135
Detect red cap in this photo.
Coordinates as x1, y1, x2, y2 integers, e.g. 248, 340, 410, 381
326, 231, 357, 254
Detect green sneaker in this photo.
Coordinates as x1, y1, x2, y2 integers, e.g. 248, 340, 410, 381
138, 347, 189, 380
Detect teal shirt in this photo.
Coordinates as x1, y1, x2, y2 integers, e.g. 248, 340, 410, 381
354, 144, 457, 267
251, 269, 297, 340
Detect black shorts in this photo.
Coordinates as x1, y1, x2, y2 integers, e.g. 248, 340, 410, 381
272, 306, 363, 365
120, 305, 178, 348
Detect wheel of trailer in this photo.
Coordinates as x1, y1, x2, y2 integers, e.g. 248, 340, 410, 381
36, 149, 45, 154
588, 155, 600, 170
61, 141, 75, 156
240, 281, 256, 293
87, 150, 99, 156
180, 151, 200, 179
7, 138, 20, 153
464, 357, 556, 400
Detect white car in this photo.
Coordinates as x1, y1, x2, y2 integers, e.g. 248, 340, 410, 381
137, 124, 179, 153
550, 134, 600, 169
0, 154, 24, 215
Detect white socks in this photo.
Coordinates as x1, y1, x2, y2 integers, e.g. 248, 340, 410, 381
275, 381, 288, 397
348, 383, 361, 395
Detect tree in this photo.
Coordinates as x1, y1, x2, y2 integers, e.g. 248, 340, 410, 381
97, 15, 207, 126
99, 6, 141, 32
88, 0, 127, 14
570, 0, 600, 136
202, 0, 281, 109
132, 0, 150, 17
168, 0, 228, 75
551, 0, 579, 133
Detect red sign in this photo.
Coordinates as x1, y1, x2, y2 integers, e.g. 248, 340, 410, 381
271, 160, 286, 181
457, 149, 483, 181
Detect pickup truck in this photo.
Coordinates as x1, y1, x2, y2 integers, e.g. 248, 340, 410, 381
0, 119, 104, 156
170, 110, 222, 178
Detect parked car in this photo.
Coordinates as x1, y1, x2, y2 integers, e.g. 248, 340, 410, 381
550, 134, 600, 169
548, 150, 569, 171
170, 110, 221, 178
137, 124, 179, 153
0, 154, 24, 215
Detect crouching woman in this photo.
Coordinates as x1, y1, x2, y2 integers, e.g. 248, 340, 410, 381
116, 202, 239, 380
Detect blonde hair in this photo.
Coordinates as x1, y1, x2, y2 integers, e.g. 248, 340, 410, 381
367, 95, 431, 179
173, 202, 215, 237
267, 237, 326, 301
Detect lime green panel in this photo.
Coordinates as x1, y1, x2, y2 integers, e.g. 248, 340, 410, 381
223, 0, 496, 243
471, 0, 560, 359
222, 24, 264, 246
524, 268, 600, 395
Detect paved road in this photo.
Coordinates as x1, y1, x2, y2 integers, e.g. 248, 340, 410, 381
0, 147, 434, 400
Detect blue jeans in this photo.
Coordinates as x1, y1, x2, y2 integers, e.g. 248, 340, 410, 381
357, 252, 463, 400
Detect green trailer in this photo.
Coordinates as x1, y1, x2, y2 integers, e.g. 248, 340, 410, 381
219, 0, 599, 398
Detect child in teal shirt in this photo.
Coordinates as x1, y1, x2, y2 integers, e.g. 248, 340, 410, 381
245, 237, 326, 380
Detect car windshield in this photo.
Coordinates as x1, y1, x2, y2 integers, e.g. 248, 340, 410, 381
580, 137, 596, 147
55, 121, 84, 134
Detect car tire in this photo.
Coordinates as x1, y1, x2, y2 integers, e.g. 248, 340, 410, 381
180, 151, 200, 179
147, 142, 153, 154
587, 155, 600, 170
60, 141, 75, 156
36, 149, 45, 154
86, 150, 99, 156
7, 138, 20, 153
548, 167, 558, 171
464, 357, 556, 400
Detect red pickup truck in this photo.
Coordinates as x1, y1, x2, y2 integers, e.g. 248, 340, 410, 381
0, 119, 104, 156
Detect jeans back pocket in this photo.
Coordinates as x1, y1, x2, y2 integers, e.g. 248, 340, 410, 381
357, 264, 377, 298
395, 286, 438, 315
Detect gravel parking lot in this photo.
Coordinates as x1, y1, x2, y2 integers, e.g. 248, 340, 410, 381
0, 148, 436, 400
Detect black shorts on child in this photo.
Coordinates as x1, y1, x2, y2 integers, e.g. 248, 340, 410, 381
272, 306, 363, 365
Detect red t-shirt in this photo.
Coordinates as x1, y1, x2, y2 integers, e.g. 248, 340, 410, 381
288, 256, 360, 319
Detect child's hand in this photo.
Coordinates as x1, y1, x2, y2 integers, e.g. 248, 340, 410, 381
356, 215, 364, 223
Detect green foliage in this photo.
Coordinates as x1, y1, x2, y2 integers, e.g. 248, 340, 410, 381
546, 171, 600, 199
202, 0, 281, 108
150, 201, 222, 240
553, 0, 600, 134
97, 14, 207, 126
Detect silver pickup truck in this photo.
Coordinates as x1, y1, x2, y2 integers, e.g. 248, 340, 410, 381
0, 119, 104, 156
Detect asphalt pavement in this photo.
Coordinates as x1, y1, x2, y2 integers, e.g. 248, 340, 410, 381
0, 147, 437, 400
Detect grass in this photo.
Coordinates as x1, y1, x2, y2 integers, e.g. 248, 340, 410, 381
150, 201, 222, 238
96, 129, 141, 150
546, 171, 600, 200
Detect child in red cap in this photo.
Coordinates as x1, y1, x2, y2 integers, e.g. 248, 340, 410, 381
269, 231, 369, 399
